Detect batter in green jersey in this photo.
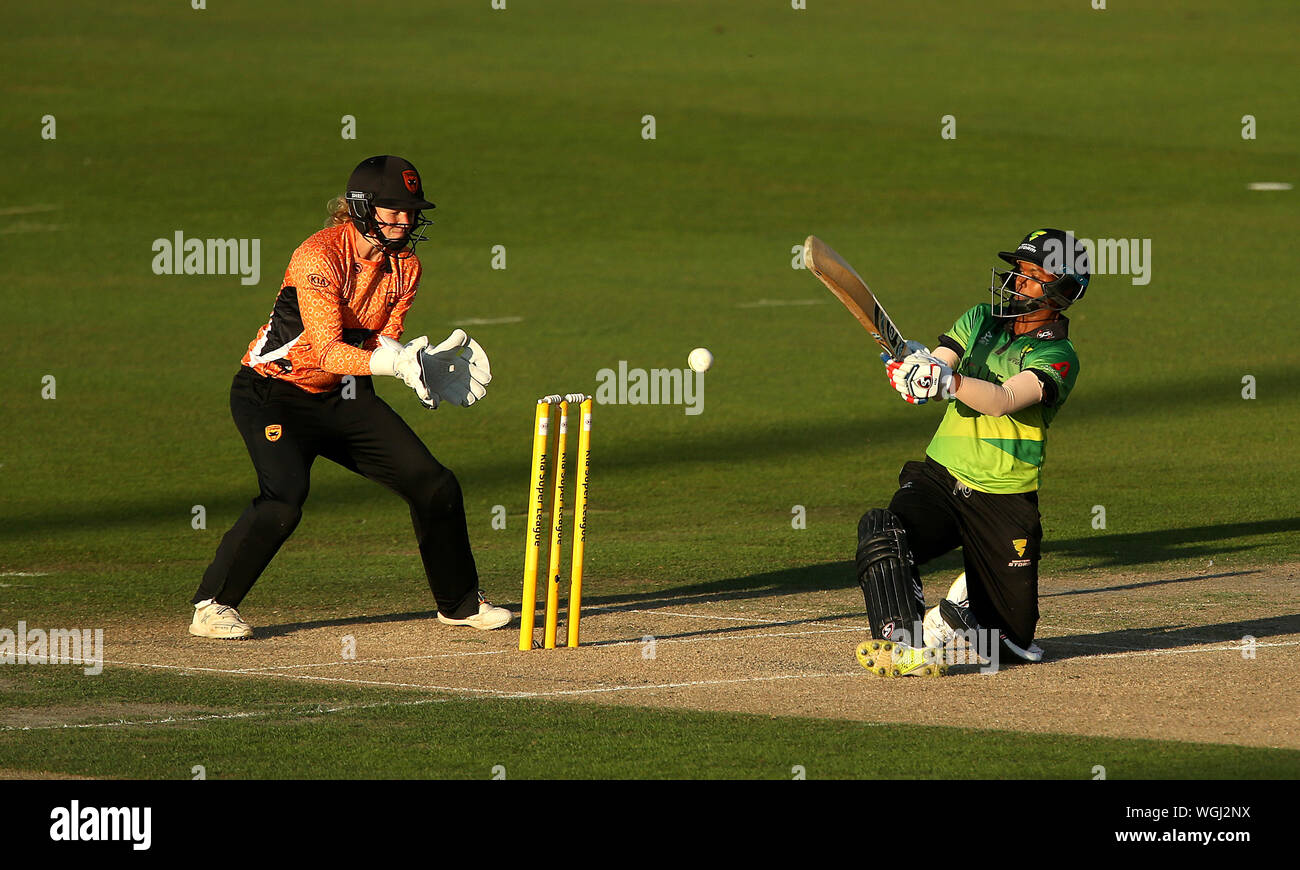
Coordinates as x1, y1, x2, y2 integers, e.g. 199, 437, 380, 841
854, 228, 1089, 674
927, 302, 1080, 493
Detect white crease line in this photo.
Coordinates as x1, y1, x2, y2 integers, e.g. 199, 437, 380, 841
621, 609, 790, 624
0, 572, 51, 577
234, 649, 510, 672
498, 671, 859, 699
586, 595, 859, 617
95, 659, 513, 694
601, 626, 864, 647
217, 672, 510, 693
1, 710, 269, 733
1051, 640, 1300, 660
0, 697, 449, 733
0, 205, 61, 216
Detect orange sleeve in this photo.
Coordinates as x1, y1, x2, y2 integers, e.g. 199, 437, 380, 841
286, 242, 374, 376
378, 257, 422, 342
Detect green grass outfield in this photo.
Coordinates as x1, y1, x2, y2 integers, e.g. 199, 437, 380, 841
2, 1, 1297, 778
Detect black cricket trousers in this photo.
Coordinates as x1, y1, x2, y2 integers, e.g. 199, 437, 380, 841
883, 457, 1043, 649
191, 367, 481, 619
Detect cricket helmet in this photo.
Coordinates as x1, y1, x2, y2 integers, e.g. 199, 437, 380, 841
990, 228, 1090, 318
345, 156, 436, 254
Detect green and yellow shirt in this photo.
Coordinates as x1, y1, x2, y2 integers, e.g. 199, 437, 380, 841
925, 303, 1080, 494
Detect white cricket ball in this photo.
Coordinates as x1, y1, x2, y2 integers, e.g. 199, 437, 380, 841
688, 347, 714, 373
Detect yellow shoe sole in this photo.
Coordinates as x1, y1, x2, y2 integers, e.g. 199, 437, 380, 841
856, 639, 948, 678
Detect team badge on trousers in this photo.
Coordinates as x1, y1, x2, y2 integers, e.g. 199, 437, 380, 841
265, 424, 282, 442
1008, 538, 1030, 568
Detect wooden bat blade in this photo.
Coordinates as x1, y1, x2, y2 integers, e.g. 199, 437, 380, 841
803, 235, 909, 359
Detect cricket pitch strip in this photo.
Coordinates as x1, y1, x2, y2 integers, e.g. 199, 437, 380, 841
79, 562, 1300, 751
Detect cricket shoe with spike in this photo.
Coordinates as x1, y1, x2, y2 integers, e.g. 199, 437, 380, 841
922, 571, 969, 648
190, 600, 253, 640
855, 639, 948, 678
437, 591, 512, 630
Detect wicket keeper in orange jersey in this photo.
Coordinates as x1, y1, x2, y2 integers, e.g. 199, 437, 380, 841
189, 155, 506, 639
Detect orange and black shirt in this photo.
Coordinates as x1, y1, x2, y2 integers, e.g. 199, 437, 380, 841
241, 224, 420, 394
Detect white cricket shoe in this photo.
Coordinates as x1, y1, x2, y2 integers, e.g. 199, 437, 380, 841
922, 572, 968, 648
437, 591, 511, 630
937, 590, 1045, 664
190, 600, 253, 640
1000, 635, 1044, 662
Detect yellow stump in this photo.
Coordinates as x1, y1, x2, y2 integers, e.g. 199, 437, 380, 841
519, 401, 551, 651
542, 400, 570, 649
567, 397, 592, 648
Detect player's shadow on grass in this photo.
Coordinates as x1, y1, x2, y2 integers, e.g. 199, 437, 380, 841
1041, 613, 1300, 662
1044, 518, 1300, 568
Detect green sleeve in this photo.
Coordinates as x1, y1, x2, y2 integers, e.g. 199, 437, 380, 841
1024, 342, 1080, 408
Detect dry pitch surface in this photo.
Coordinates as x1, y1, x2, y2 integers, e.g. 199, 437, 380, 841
39, 562, 1300, 752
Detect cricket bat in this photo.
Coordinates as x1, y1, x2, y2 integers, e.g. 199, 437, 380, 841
802, 235, 910, 360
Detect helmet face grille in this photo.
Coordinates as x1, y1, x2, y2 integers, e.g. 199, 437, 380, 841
989, 266, 1082, 318
343, 157, 436, 254
991, 228, 1091, 316
344, 184, 432, 254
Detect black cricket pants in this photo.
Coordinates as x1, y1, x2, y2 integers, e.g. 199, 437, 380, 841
192, 367, 481, 619
884, 457, 1043, 648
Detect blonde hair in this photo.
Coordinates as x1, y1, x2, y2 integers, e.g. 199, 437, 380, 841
325, 195, 352, 229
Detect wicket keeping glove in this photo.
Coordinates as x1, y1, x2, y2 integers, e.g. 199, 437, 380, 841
417, 328, 493, 409
371, 335, 434, 405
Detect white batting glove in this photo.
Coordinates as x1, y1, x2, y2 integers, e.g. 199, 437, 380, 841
417, 329, 493, 409
371, 335, 433, 405
883, 350, 956, 404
